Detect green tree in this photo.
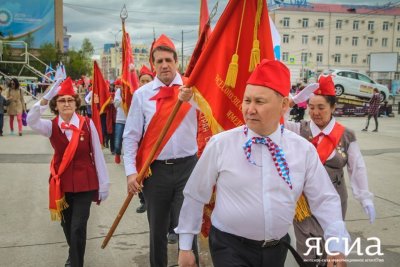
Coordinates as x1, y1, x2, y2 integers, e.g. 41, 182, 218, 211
81, 38, 94, 58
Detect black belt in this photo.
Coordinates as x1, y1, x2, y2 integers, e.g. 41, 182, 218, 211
154, 154, 196, 165
212, 226, 286, 248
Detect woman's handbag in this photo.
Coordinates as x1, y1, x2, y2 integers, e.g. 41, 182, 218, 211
22, 111, 28, 126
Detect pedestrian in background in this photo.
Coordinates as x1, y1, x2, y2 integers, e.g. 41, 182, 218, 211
0, 85, 9, 136
6, 78, 26, 136
362, 88, 380, 132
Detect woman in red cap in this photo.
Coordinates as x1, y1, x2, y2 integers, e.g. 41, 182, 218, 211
287, 75, 375, 262
27, 78, 110, 267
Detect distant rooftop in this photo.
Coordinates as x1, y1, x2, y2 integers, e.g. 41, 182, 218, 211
273, 3, 400, 16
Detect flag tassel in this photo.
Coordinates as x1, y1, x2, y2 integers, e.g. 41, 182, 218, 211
249, 40, 260, 72
294, 194, 312, 222
225, 54, 239, 88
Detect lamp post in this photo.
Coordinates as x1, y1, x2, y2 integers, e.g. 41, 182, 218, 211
110, 30, 122, 79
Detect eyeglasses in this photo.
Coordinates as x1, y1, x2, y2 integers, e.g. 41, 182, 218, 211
57, 98, 75, 105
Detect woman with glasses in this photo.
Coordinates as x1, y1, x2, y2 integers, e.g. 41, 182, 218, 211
27, 78, 110, 267
6, 78, 26, 136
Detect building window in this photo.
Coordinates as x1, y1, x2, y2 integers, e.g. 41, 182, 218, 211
397, 38, 400, 47
283, 34, 289, 44
368, 21, 374, 31
383, 21, 389, 31
352, 37, 358, 46
382, 38, 388, 47
302, 18, 309, 28
353, 20, 359, 30
317, 19, 324, 28
351, 54, 358, 64
336, 20, 342, 29
335, 36, 342, 45
302, 35, 308, 45
282, 52, 289, 62
398, 22, 400, 31
367, 37, 373, 47
316, 53, 323, 63
283, 17, 290, 27
301, 52, 308, 63
317, 35, 323, 45
334, 54, 341, 63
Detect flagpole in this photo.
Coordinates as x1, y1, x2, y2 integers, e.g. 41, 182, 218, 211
101, 99, 184, 249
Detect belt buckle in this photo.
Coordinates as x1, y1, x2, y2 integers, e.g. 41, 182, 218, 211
261, 239, 279, 248
164, 159, 174, 165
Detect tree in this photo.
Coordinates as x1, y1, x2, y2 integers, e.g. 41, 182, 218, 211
81, 38, 94, 58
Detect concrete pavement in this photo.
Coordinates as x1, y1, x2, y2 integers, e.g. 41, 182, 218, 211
0, 113, 399, 266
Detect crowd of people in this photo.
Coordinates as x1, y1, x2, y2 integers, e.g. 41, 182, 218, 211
1, 33, 380, 267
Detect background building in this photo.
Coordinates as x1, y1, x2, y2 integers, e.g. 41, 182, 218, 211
270, 3, 400, 85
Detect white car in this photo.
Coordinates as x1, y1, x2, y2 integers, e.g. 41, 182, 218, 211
325, 69, 390, 102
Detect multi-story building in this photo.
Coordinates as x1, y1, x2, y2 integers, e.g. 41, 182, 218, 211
270, 3, 400, 84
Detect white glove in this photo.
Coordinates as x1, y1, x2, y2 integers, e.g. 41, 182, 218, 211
98, 191, 109, 202
292, 83, 319, 104
363, 204, 376, 224
43, 79, 63, 100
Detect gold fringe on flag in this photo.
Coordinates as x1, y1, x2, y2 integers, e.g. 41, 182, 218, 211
192, 87, 224, 135
224, 0, 247, 89
294, 193, 312, 222
249, 0, 263, 71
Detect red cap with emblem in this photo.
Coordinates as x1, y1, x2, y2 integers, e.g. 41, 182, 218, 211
57, 77, 75, 96
315, 75, 335, 96
246, 59, 291, 97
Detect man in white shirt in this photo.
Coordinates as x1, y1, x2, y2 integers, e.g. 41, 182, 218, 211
176, 59, 349, 267
123, 34, 198, 267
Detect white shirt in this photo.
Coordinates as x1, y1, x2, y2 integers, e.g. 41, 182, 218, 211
176, 125, 350, 254
122, 73, 198, 176
285, 118, 374, 208
113, 88, 126, 124
84, 91, 92, 105
27, 101, 110, 193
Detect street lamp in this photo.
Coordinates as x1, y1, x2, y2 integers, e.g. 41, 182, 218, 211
110, 30, 122, 79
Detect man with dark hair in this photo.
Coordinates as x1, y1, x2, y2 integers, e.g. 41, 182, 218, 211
123, 34, 198, 267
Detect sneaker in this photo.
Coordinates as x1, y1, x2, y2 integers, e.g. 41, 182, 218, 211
372, 129, 378, 132
136, 203, 146, 213
10, 131, 15, 135
167, 233, 178, 244
19, 132, 22, 136
362, 128, 367, 131
114, 155, 121, 164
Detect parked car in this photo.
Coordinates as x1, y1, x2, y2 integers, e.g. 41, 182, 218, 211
324, 69, 390, 102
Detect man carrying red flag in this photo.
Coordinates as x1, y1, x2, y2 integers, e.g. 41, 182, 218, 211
123, 34, 199, 267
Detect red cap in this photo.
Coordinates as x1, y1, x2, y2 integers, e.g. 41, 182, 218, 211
57, 77, 75, 96
315, 75, 335, 96
139, 65, 154, 78
153, 34, 176, 51
114, 78, 122, 86
246, 59, 291, 97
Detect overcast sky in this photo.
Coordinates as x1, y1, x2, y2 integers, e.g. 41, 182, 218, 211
63, 0, 396, 56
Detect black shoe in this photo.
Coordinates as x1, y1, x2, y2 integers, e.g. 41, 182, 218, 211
65, 256, 71, 267
362, 128, 367, 131
372, 129, 378, 132
136, 203, 146, 213
167, 233, 178, 244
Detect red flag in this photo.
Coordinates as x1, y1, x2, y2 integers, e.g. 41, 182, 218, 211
186, 0, 274, 237
199, 0, 212, 38
188, 0, 274, 133
92, 61, 111, 144
121, 23, 139, 115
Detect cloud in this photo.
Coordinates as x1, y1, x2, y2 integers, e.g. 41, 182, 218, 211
63, 0, 395, 55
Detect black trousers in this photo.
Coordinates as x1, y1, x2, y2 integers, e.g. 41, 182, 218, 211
365, 113, 378, 130
209, 226, 289, 267
143, 155, 198, 267
61, 191, 95, 267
